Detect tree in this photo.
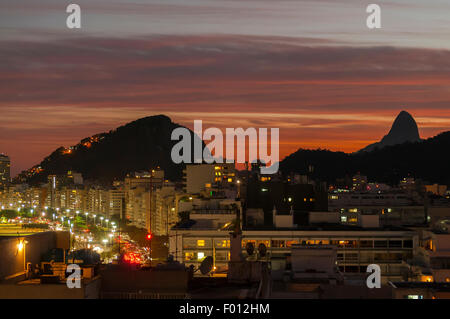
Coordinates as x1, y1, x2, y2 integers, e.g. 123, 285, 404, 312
0, 209, 18, 219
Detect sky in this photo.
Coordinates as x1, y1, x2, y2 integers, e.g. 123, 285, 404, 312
1, 0, 450, 176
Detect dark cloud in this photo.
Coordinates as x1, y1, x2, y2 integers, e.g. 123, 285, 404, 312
1, 34, 450, 174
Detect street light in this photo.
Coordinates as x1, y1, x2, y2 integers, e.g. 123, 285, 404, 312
100, 216, 104, 227
85, 212, 88, 224
93, 214, 97, 225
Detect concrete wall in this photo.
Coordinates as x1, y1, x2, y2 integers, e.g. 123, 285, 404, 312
100, 266, 189, 294
291, 245, 337, 274
0, 232, 55, 280
309, 212, 340, 224
0, 277, 101, 299
0, 231, 69, 281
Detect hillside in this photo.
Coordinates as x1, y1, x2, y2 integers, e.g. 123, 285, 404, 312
359, 110, 421, 152
280, 131, 450, 185
17, 115, 201, 185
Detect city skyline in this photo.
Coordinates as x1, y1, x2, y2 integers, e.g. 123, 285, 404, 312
2, 1, 450, 302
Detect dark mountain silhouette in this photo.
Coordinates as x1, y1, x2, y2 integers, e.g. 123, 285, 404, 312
280, 130, 450, 186
18, 115, 203, 185
359, 110, 421, 152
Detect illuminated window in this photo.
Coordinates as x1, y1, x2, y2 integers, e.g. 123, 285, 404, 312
185, 252, 194, 261
218, 240, 230, 248
197, 252, 205, 260
197, 240, 205, 247
421, 276, 433, 283
286, 240, 298, 247
227, 178, 232, 182
271, 240, 285, 248
407, 295, 423, 299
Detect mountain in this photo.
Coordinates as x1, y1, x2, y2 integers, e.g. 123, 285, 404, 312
17, 115, 202, 185
359, 110, 421, 152
280, 130, 450, 186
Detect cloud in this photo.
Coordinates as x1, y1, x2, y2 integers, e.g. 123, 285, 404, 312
1, 34, 450, 175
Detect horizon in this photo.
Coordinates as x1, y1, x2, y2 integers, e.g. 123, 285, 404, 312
5, 109, 447, 178
1, 0, 450, 176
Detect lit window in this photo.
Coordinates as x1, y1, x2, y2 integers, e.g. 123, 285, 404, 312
185, 252, 194, 261
197, 240, 205, 247
197, 252, 205, 260
227, 178, 232, 182
407, 295, 423, 299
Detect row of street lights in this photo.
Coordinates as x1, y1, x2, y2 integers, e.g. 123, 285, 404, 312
46, 208, 116, 230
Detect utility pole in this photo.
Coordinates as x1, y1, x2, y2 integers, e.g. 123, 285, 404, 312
118, 221, 121, 259
149, 170, 153, 264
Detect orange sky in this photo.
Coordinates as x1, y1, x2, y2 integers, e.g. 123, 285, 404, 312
1, 2, 450, 175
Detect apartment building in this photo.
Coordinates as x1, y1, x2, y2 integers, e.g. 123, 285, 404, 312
169, 226, 418, 283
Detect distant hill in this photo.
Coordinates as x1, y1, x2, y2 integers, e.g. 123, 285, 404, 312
359, 110, 421, 152
280, 131, 450, 185
17, 115, 202, 185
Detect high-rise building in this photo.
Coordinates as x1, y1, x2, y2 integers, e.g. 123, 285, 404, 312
352, 174, 368, 191
124, 169, 165, 231
183, 163, 236, 194
0, 154, 11, 189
